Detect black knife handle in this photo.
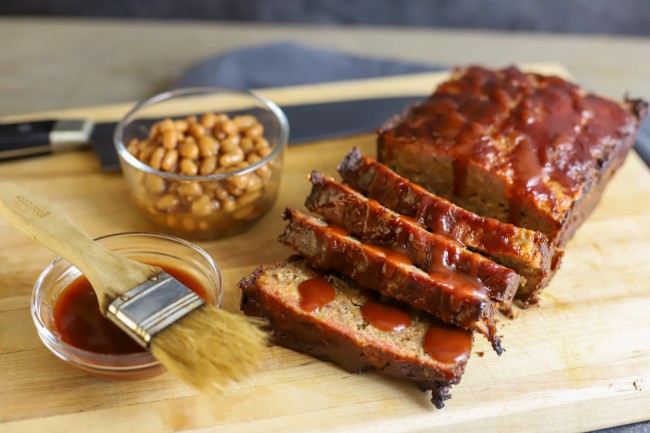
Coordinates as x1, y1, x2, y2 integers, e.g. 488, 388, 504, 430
0, 120, 55, 159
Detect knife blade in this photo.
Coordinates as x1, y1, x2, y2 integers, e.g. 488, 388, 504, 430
0, 96, 425, 172
3, 97, 649, 171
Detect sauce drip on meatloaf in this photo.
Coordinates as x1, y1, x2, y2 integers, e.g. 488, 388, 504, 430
238, 256, 473, 408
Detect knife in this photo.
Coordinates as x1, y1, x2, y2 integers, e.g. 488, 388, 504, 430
2, 97, 649, 171
0, 96, 425, 172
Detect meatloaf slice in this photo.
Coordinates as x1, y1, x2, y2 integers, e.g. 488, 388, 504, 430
338, 148, 557, 305
305, 170, 522, 303
279, 208, 503, 353
377, 65, 648, 249
239, 256, 473, 408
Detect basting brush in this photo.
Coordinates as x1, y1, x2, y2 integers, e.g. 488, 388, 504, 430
0, 182, 267, 393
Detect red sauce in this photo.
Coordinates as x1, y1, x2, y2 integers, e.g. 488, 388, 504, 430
423, 323, 472, 364
53, 262, 209, 355
428, 268, 486, 301
428, 247, 488, 301
367, 244, 413, 266
298, 276, 336, 313
327, 224, 349, 237
399, 214, 422, 227
366, 164, 404, 212
361, 299, 412, 332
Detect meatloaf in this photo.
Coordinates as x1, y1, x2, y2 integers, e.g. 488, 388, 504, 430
339, 148, 556, 305
279, 207, 504, 353
377, 65, 648, 249
305, 170, 522, 300
239, 256, 473, 408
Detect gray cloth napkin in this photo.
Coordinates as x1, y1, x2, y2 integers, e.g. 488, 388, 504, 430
175, 42, 648, 433
175, 41, 443, 89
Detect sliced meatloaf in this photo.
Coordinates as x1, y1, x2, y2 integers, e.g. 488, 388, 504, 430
305, 170, 522, 301
338, 148, 557, 305
279, 207, 504, 353
239, 256, 473, 408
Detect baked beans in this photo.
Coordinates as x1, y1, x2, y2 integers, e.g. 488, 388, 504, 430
127, 112, 280, 238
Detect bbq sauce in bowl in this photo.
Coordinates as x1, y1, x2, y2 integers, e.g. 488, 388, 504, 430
53, 262, 209, 355
31, 232, 223, 381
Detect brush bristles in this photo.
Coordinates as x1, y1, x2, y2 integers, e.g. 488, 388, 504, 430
150, 304, 267, 394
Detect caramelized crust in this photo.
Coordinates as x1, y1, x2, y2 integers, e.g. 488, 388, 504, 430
279, 208, 503, 352
377, 66, 648, 248
305, 170, 522, 302
338, 148, 557, 304
238, 256, 472, 408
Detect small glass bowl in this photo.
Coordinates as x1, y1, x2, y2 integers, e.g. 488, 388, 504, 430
31, 232, 223, 381
114, 87, 289, 240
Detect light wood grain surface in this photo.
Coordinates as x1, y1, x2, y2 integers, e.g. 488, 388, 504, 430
1, 67, 649, 433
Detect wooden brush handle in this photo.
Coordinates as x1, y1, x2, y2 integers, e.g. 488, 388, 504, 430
0, 182, 160, 311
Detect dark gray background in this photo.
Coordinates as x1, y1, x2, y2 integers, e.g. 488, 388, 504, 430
1, 0, 649, 36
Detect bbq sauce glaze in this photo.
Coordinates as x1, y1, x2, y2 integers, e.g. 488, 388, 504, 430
296, 275, 472, 364
360, 298, 412, 332
383, 66, 636, 224
53, 263, 208, 354
297, 275, 336, 313
423, 323, 472, 364
324, 217, 488, 303
360, 158, 522, 257
366, 243, 413, 266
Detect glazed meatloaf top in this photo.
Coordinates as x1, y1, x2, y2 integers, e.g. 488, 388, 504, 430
379, 66, 647, 233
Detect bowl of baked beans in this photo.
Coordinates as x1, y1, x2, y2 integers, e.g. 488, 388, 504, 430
114, 87, 289, 239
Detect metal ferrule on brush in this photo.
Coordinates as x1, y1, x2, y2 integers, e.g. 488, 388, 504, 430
106, 272, 206, 348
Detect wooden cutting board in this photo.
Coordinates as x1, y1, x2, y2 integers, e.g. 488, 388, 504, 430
1, 64, 649, 433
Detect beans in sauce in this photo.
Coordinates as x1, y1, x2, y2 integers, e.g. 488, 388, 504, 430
126, 112, 280, 238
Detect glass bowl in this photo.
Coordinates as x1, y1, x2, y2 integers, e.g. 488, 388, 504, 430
31, 232, 223, 381
114, 87, 289, 240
